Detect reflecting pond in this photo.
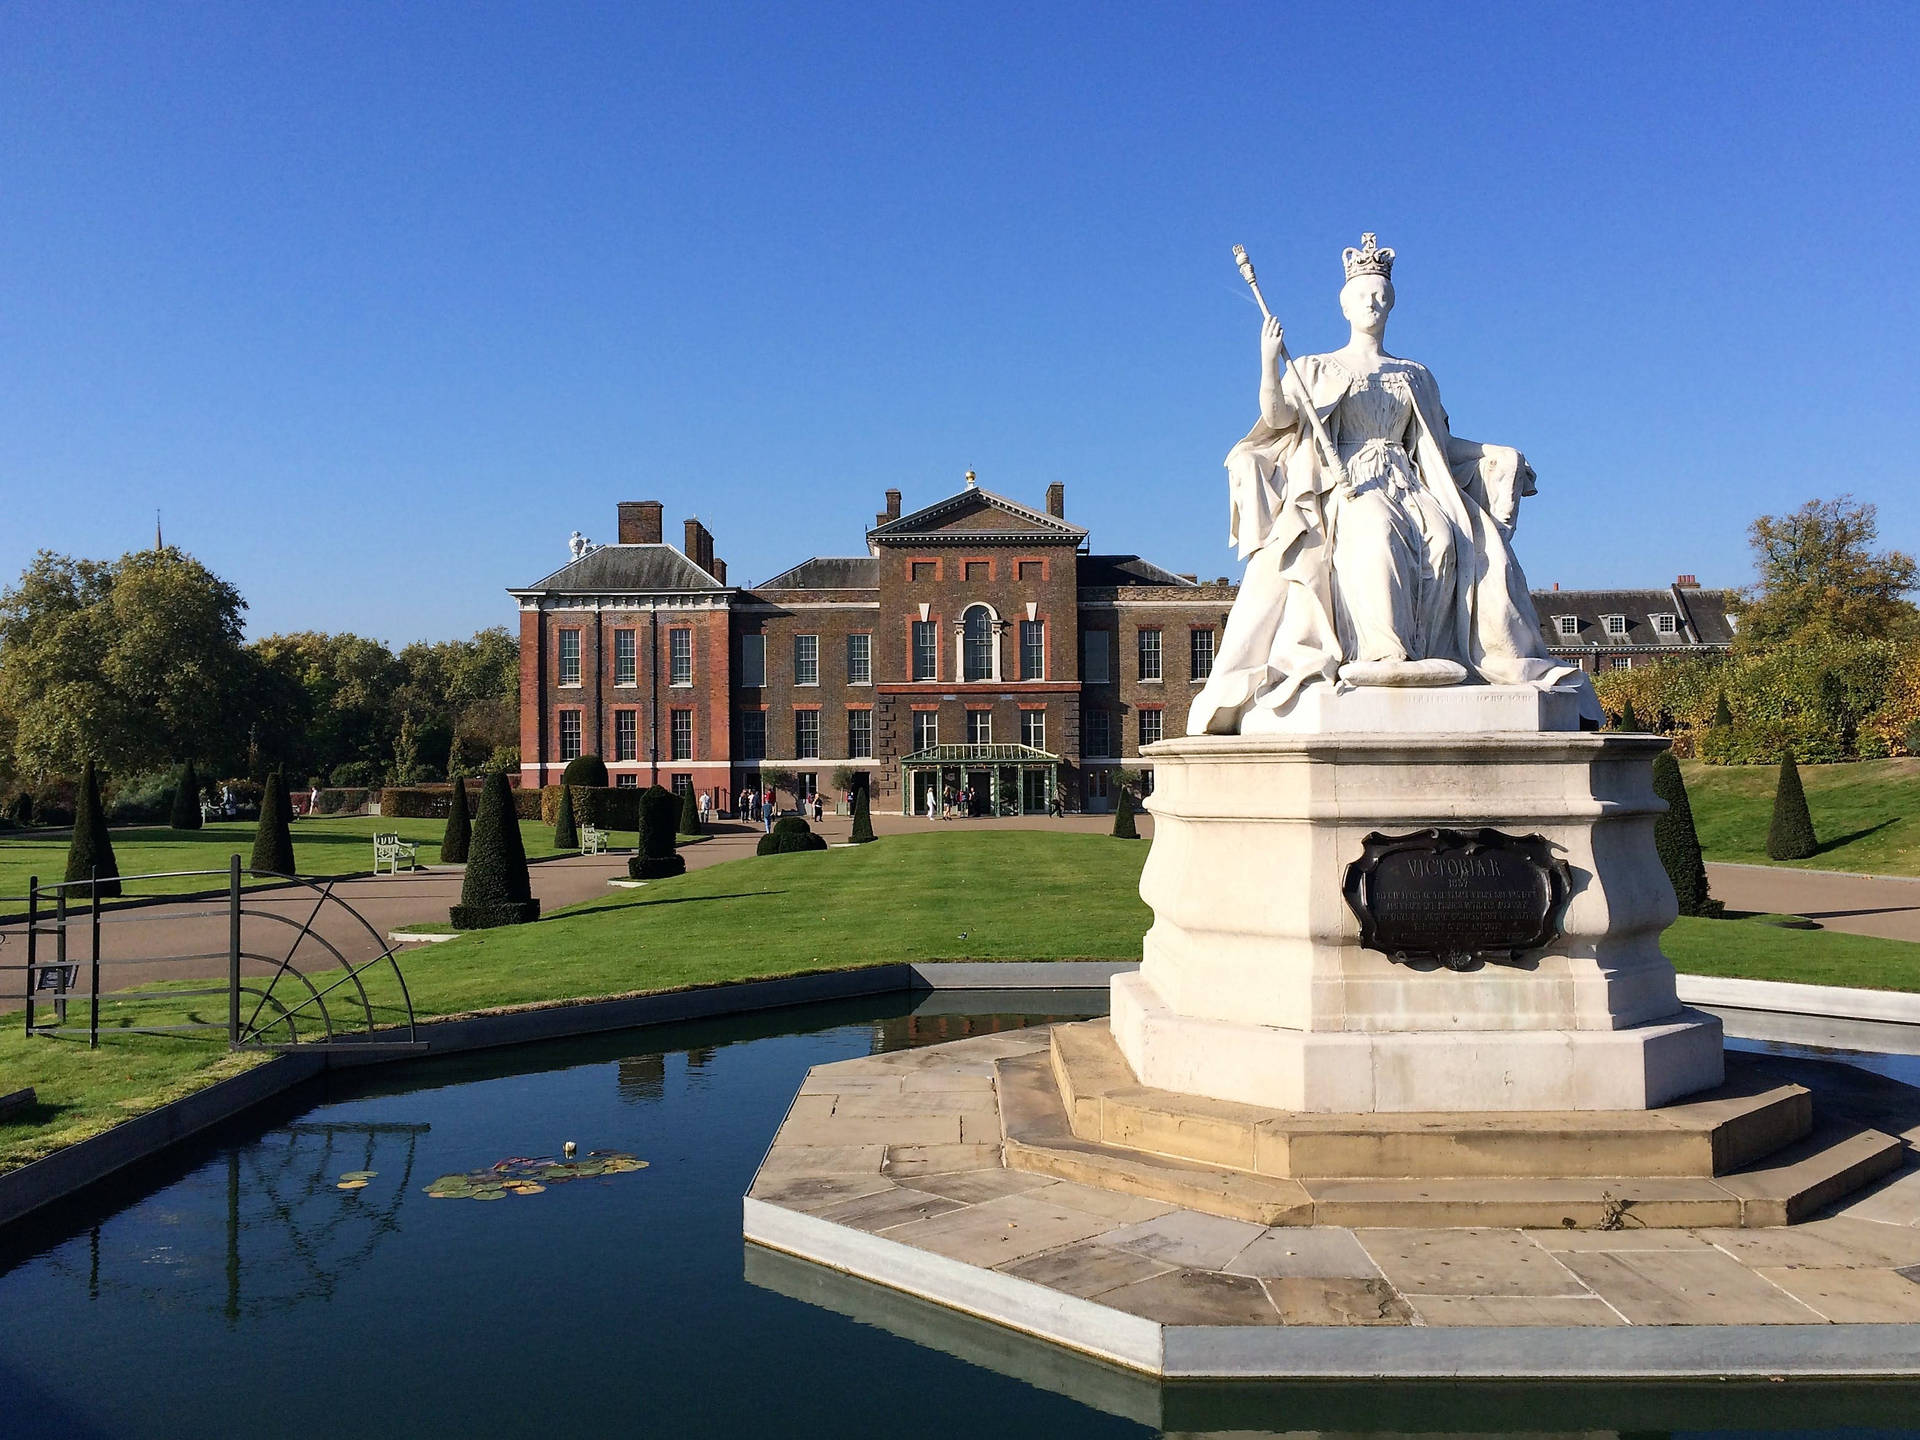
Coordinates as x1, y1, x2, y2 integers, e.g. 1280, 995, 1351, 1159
3, 991, 1919, 1439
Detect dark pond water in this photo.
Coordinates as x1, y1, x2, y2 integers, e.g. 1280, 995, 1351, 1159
3, 991, 1920, 1439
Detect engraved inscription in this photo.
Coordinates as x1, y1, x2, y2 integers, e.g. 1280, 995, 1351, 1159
1342, 828, 1571, 971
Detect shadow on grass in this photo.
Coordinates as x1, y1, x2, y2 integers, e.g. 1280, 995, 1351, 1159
551, 890, 789, 921
1816, 818, 1902, 856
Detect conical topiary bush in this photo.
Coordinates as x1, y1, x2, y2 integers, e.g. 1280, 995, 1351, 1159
1617, 698, 1641, 732
251, 770, 296, 876
630, 785, 686, 879
441, 778, 472, 864
849, 781, 875, 843
1111, 786, 1138, 840
1714, 690, 1733, 728
169, 758, 203, 830
65, 760, 122, 900
9, 792, 31, 826
451, 772, 540, 928
757, 815, 827, 855
1766, 751, 1818, 861
679, 786, 700, 837
554, 783, 579, 849
1651, 750, 1718, 916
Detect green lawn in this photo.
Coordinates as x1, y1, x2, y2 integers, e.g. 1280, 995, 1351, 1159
4, 829, 1918, 1176
0, 815, 568, 905
1682, 757, 1920, 876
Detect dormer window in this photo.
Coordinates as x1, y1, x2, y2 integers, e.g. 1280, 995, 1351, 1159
1603, 614, 1629, 637
1554, 615, 1579, 639
1654, 613, 1679, 636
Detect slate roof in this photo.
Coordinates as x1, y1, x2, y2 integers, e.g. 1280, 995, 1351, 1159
757, 556, 879, 590
1078, 554, 1197, 588
511, 544, 724, 595
1532, 586, 1737, 650
869, 485, 1088, 544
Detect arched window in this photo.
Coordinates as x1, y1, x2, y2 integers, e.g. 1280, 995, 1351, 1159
962, 605, 996, 682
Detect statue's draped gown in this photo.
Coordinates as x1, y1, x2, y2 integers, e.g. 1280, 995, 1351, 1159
1187, 351, 1603, 735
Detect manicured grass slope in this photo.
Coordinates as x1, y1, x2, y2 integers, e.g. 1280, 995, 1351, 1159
0, 816, 566, 902
1680, 757, 1920, 876
3, 831, 1916, 1175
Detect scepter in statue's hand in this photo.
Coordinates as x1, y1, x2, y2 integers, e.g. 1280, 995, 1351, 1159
1232, 244, 1342, 479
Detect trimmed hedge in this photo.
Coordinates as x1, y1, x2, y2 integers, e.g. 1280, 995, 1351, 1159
64, 760, 122, 900
313, 788, 373, 816
382, 784, 537, 821
554, 783, 579, 848
452, 772, 540, 928
539, 784, 641, 831
1111, 787, 1138, 840
170, 759, 203, 830
560, 755, 609, 788
1767, 751, 1818, 861
630, 785, 685, 879
757, 814, 828, 856
441, 777, 472, 864
251, 770, 296, 877
679, 786, 700, 837
1651, 751, 1718, 916
849, 783, 875, 844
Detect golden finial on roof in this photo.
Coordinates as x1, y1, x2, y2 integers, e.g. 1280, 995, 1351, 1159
964, 469, 977, 488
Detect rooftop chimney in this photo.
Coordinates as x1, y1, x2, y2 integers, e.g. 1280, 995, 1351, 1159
684, 516, 716, 579
1676, 573, 1699, 588
618, 500, 663, 545
876, 489, 902, 527
1046, 482, 1065, 518
711, 556, 727, 585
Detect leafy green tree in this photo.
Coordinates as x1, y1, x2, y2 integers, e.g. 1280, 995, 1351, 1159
248, 631, 405, 781
251, 770, 296, 876
441, 778, 472, 864
1766, 751, 1818, 860
761, 767, 798, 811
630, 785, 685, 878
1735, 496, 1919, 652
679, 786, 700, 836
169, 758, 203, 830
1111, 786, 1138, 840
0, 547, 250, 777
1650, 751, 1717, 916
451, 772, 540, 928
553, 783, 579, 848
64, 760, 121, 900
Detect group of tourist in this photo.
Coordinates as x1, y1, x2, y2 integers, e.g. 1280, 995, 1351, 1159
737, 786, 825, 831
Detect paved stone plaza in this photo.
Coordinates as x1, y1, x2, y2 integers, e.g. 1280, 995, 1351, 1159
744, 1028, 1920, 1376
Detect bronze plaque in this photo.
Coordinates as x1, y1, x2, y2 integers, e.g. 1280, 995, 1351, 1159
1342, 827, 1571, 972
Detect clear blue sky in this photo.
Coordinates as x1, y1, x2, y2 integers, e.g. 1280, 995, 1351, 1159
3, 3, 1914, 643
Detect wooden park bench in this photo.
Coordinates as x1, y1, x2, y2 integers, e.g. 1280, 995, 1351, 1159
373, 832, 421, 874
579, 824, 609, 854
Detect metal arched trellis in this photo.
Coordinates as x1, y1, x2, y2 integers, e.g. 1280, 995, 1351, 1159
15, 856, 418, 1051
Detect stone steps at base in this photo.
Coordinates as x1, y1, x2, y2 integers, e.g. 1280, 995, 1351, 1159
998, 1049, 1907, 1230
1050, 1020, 1811, 1180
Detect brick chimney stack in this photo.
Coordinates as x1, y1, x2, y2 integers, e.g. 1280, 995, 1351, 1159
1676, 573, 1699, 588
618, 500, 663, 545
876, 489, 902, 527
1046, 482, 1065, 518
711, 556, 727, 584
683, 517, 716, 578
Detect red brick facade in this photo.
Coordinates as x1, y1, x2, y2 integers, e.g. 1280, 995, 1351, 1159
512, 482, 1229, 813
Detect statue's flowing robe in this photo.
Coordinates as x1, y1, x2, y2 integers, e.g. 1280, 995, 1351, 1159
1188, 353, 1604, 734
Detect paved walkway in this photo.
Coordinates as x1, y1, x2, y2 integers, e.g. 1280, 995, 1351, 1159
1708, 862, 1920, 943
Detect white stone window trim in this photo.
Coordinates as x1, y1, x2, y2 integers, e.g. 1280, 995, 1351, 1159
794, 633, 821, 687
956, 602, 1004, 684
1602, 613, 1629, 637
1554, 614, 1579, 638
1654, 613, 1680, 635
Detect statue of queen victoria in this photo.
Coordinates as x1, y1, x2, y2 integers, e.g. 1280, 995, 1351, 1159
1188, 234, 1604, 735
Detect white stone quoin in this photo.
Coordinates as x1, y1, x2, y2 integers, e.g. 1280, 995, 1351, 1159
1113, 728, 1726, 1113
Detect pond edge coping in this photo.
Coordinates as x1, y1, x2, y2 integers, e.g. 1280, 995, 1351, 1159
2, 960, 1914, 1236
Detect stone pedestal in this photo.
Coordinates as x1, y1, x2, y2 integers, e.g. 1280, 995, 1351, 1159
1115, 727, 1725, 1112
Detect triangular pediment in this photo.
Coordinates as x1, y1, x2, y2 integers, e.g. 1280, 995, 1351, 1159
868, 486, 1087, 545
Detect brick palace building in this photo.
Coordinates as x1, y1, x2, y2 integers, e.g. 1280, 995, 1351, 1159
512, 479, 1731, 813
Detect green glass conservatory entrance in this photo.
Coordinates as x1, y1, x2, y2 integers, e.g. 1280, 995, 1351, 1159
900, 743, 1060, 817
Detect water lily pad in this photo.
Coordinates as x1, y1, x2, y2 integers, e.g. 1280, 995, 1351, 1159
420, 1151, 646, 1201
338, 1171, 378, 1182
336, 1179, 369, 1191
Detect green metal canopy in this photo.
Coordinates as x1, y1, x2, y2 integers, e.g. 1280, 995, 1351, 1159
899, 744, 1059, 765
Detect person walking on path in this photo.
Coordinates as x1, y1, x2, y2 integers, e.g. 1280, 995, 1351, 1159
699, 790, 711, 826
